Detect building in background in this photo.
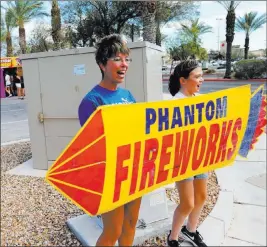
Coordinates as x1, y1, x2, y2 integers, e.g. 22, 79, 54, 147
220, 40, 227, 54
249, 49, 266, 58
220, 41, 244, 60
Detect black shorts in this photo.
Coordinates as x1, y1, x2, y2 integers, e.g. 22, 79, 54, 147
21, 82, 25, 88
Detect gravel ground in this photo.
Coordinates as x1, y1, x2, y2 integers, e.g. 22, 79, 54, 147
1, 141, 219, 246
1, 142, 32, 172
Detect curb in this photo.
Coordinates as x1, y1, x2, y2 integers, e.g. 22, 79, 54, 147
203, 78, 266, 82
197, 169, 234, 246
162, 78, 267, 82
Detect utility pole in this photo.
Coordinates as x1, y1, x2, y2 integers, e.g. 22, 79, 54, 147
216, 18, 223, 52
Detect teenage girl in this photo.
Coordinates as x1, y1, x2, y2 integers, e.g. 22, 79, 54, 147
167, 60, 207, 247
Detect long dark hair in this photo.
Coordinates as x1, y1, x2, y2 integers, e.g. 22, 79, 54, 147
168, 59, 199, 96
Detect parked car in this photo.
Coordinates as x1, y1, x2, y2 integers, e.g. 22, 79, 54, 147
208, 61, 220, 69
162, 65, 171, 75
218, 60, 226, 68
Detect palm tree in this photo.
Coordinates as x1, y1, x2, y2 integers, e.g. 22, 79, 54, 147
142, 1, 157, 44
217, 1, 240, 78
180, 18, 213, 48
154, 1, 199, 46
1, 14, 6, 40
122, 20, 142, 42
1, 14, 7, 52
235, 12, 266, 59
2, 0, 48, 54
5, 9, 17, 57
51, 0, 62, 50
1, 9, 16, 56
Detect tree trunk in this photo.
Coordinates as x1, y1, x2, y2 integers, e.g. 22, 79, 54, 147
142, 2, 156, 44
6, 31, 13, 57
19, 26, 27, 54
224, 10, 236, 79
42, 38, 49, 52
131, 24, 134, 42
89, 39, 94, 47
244, 34, 249, 59
103, 2, 110, 36
156, 20, 161, 46
51, 0, 62, 50
225, 40, 233, 78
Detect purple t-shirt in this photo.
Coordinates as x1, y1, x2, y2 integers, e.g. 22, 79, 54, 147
78, 85, 136, 126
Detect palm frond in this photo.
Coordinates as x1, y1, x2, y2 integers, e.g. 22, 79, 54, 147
217, 1, 241, 11
235, 11, 266, 35
249, 13, 266, 33
1, 14, 7, 42
5, 8, 17, 30
3, 0, 48, 25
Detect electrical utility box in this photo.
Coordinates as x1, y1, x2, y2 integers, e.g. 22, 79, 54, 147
20, 42, 163, 170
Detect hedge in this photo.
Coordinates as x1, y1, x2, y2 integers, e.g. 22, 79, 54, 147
234, 59, 267, 79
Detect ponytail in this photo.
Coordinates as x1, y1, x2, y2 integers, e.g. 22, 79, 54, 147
168, 73, 180, 96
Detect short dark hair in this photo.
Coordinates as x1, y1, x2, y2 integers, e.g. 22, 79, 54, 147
95, 34, 130, 77
168, 59, 199, 96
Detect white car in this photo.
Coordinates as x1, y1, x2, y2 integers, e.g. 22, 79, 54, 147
162, 65, 171, 75
208, 61, 220, 70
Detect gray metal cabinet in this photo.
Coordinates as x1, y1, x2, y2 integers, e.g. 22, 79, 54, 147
20, 42, 163, 170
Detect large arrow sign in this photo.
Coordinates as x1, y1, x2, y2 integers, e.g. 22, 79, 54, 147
46, 85, 266, 216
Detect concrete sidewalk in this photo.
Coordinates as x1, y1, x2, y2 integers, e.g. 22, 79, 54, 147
215, 133, 266, 246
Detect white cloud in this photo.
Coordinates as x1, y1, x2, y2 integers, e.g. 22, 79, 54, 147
201, 1, 214, 5
165, 22, 182, 29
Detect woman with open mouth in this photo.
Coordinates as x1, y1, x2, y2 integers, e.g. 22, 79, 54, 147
78, 34, 141, 247
167, 59, 208, 247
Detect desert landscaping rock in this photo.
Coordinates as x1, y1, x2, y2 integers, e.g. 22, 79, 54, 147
1, 142, 219, 246
1, 141, 32, 172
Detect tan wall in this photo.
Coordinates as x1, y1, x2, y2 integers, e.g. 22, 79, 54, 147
20, 42, 163, 170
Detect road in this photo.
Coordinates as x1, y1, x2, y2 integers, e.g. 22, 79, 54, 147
1, 80, 266, 144
163, 80, 266, 95
1, 97, 29, 144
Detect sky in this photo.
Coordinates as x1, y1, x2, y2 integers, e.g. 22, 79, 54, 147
162, 1, 267, 51
3, 1, 267, 53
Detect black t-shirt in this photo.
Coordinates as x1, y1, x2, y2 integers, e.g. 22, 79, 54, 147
13, 76, 21, 84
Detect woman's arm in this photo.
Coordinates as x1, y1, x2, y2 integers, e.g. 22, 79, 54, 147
78, 97, 97, 127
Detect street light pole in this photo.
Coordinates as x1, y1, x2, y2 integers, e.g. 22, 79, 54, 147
216, 18, 223, 52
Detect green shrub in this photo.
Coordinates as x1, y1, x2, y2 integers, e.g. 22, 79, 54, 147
234, 59, 267, 79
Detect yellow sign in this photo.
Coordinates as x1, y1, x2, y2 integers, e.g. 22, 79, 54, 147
46, 85, 251, 216
0, 57, 12, 67
0, 57, 22, 68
